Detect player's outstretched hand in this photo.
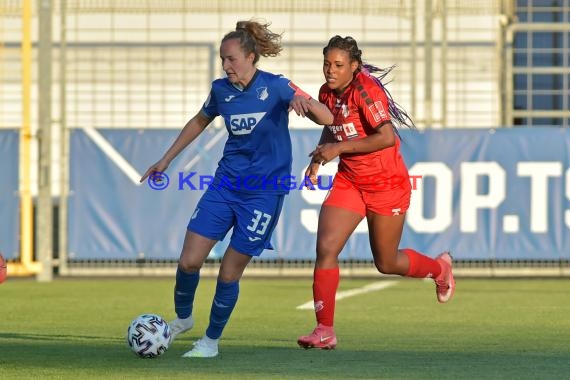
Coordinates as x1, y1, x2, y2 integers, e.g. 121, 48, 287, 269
288, 95, 312, 118
304, 162, 320, 190
140, 158, 170, 183
309, 143, 340, 166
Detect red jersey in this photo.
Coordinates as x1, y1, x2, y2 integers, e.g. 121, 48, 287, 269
318, 71, 410, 192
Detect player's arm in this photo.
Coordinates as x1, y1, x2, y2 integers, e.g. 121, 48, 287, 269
291, 97, 334, 125
305, 126, 336, 187
318, 125, 336, 145
311, 84, 397, 164
336, 120, 395, 154
140, 111, 212, 182
338, 84, 397, 154
310, 121, 395, 165
161, 111, 212, 162
287, 81, 333, 125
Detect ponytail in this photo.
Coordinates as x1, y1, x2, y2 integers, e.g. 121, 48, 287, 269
361, 63, 416, 133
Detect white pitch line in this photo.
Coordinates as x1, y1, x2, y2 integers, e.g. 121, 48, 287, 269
296, 281, 398, 310
82, 126, 143, 186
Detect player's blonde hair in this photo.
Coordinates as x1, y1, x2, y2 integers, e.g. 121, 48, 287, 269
222, 19, 283, 64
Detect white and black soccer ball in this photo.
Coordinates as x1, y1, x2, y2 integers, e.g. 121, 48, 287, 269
127, 314, 171, 358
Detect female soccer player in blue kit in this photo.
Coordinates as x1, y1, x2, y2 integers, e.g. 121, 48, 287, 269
140, 20, 333, 358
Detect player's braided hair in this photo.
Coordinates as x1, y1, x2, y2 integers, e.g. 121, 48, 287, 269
222, 19, 283, 64
323, 35, 416, 131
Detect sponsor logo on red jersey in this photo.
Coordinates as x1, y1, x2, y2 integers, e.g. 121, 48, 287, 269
368, 101, 388, 123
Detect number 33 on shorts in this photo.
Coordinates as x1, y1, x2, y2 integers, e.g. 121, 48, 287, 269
246, 209, 271, 241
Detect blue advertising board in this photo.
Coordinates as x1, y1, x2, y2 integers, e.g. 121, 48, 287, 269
68, 127, 569, 261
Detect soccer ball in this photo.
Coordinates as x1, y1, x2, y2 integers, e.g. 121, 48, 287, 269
126, 314, 171, 358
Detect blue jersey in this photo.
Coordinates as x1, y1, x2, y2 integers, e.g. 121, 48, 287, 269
201, 70, 297, 194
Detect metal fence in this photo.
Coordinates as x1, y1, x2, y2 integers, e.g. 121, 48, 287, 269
509, 1, 570, 127
2, 0, 509, 132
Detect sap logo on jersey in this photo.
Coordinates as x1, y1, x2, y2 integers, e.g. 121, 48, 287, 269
229, 112, 266, 135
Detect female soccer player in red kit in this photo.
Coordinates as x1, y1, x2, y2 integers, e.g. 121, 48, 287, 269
297, 36, 455, 350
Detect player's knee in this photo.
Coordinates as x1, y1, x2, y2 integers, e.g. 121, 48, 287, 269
374, 259, 398, 275
315, 246, 340, 269
217, 272, 241, 283
178, 258, 202, 273
217, 264, 245, 282
316, 237, 341, 258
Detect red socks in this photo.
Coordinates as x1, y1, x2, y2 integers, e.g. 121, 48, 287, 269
402, 248, 442, 279
313, 267, 339, 327
312, 251, 439, 327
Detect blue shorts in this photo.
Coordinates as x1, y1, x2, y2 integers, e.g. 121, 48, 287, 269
187, 187, 285, 256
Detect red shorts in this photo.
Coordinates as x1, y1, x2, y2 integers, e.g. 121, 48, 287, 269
322, 173, 411, 217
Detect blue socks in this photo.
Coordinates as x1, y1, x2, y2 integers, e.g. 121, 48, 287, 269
174, 269, 239, 340
206, 279, 239, 339
174, 268, 200, 319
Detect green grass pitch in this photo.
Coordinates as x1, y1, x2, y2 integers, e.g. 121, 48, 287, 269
1, 277, 569, 379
